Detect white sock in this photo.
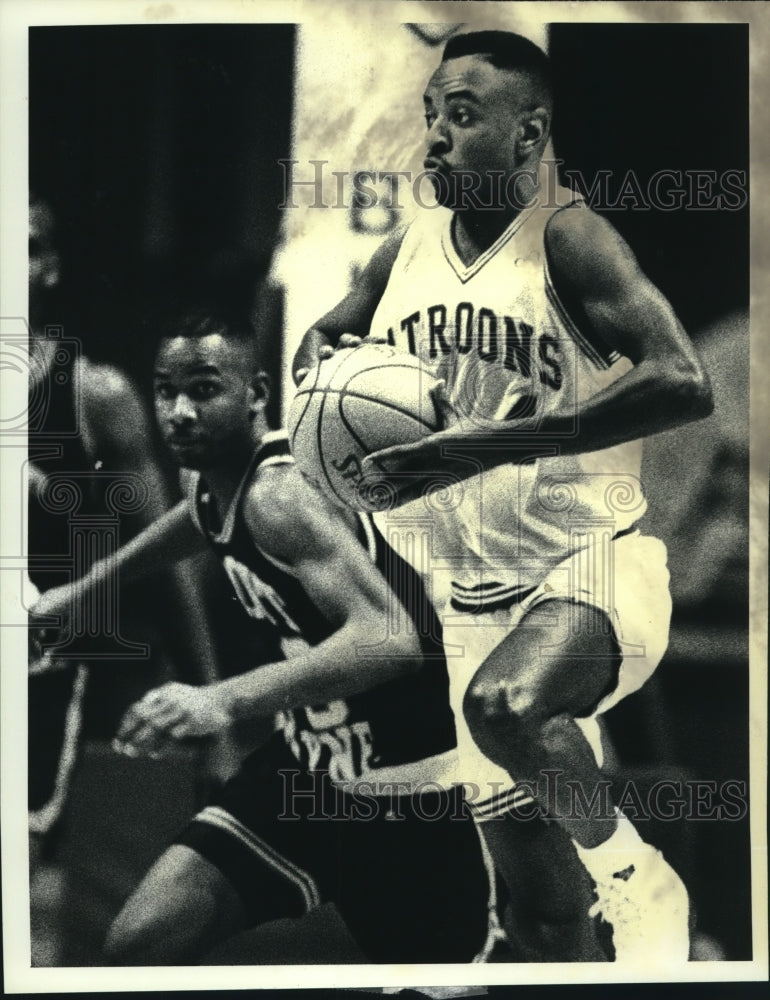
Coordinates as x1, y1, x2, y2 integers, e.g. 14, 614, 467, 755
571, 808, 652, 883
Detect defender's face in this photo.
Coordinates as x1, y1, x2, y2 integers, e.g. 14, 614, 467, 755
422, 55, 526, 209
154, 334, 256, 469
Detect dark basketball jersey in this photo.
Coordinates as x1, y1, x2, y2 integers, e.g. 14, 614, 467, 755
27, 348, 98, 822
28, 348, 100, 593
27, 348, 165, 823
186, 431, 458, 786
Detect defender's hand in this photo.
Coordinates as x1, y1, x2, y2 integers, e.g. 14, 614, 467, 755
29, 583, 75, 675
113, 682, 232, 757
30, 582, 74, 628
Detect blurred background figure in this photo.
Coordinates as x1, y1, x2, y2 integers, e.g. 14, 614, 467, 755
27, 195, 221, 964
24, 13, 750, 965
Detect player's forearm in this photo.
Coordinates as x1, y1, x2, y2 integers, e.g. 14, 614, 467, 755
495, 357, 712, 460
164, 559, 223, 684
436, 358, 712, 469
125, 455, 179, 527
372, 357, 713, 507
32, 501, 202, 618
106, 456, 222, 683
546, 358, 711, 451
94, 500, 202, 582
217, 619, 420, 720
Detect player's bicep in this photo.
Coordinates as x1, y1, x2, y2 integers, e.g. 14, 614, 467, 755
293, 525, 390, 630
580, 255, 690, 368
547, 209, 699, 369
244, 474, 389, 628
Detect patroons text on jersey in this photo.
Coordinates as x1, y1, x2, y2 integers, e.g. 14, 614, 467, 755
382, 304, 563, 392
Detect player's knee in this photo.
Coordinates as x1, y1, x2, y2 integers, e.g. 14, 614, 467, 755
463, 676, 539, 729
103, 904, 154, 965
462, 678, 542, 752
539, 714, 579, 758
104, 881, 228, 965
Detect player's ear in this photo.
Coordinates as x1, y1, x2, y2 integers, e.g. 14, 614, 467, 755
248, 371, 271, 414
517, 108, 550, 156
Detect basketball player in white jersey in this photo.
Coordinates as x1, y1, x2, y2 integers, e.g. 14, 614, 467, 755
293, 31, 714, 964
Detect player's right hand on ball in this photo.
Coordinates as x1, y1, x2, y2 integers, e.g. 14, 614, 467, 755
316, 333, 378, 364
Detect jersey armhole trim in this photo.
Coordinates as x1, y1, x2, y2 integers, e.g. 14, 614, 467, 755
544, 206, 621, 371
184, 469, 204, 534
255, 542, 299, 577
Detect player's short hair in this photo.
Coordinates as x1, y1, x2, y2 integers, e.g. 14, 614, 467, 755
161, 309, 263, 370
442, 30, 552, 104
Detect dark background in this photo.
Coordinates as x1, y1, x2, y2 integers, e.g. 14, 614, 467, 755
549, 23, 749, 331
548, 23, 750, 961
28, 22, 751, 964
30, 23, 295, 424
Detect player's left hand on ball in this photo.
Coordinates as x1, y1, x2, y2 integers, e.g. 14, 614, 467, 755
113, 682, 231, 757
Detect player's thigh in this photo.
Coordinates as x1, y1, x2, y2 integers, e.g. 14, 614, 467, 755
467, 599, 621, 724
105, 844, 247, 964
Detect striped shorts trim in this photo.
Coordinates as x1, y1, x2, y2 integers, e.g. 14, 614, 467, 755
467, 783, 537, 823
194, 805, 322, 912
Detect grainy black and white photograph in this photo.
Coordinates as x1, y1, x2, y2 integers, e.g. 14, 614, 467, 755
0, 0, 767, 994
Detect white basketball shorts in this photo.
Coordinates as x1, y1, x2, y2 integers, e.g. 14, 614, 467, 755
440, 530, 672, 821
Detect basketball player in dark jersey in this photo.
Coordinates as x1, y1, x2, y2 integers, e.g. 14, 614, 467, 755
33, 310, 499, 965
27, 198, 217, 839
292, 32, 713, 964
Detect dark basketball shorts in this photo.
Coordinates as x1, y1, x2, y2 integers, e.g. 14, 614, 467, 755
175, 735, 502, 963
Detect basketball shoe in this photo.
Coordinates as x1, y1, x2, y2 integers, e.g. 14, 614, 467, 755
574, 811, 690, 964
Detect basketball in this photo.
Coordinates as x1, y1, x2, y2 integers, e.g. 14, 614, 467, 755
287, 343, 441, 511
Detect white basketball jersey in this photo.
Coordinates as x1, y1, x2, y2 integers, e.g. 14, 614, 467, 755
370, 184, 647, 611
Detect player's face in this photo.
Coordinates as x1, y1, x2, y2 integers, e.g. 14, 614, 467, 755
153, 334, 257, 469
422, 56, 528, 209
